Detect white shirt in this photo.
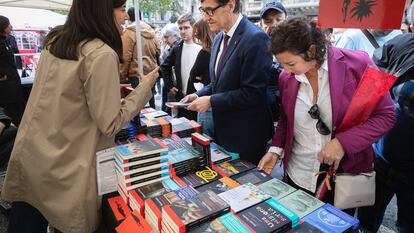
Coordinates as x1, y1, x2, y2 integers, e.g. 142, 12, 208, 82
269, 60, 332, 192
214, 14, 243, 75
180, 42, 202, 95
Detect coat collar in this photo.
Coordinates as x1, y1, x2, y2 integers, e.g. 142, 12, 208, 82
327, 47, 346, 130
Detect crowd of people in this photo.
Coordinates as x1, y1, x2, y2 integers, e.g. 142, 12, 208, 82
0, 0, 413, 232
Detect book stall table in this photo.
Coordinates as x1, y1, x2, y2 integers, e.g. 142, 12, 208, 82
99, 107, 371, 233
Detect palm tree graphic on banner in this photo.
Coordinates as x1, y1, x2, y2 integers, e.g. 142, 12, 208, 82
342, 0, 377, 22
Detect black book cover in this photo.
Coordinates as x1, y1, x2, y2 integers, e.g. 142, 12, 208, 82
178, 166, 223, 188
286, 222, 324, 233
216, 159, 256, 176
238, 201, 291, 233
231, 168, 273, 186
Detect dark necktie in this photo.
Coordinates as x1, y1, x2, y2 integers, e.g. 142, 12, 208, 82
218, 34, 230, 68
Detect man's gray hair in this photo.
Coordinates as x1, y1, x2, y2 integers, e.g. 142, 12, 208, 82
162, 23, 180, 39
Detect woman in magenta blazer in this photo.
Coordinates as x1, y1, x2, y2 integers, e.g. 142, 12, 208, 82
258, 18, 396, 206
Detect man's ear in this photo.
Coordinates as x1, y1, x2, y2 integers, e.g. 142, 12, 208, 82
228, 0, 236, 13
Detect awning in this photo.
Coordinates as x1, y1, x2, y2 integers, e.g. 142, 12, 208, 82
0, 0, 71, 10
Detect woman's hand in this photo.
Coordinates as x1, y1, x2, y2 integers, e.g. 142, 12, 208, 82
139, 67, 159, 88
258, 152, 279, 174
317, 138, 345, 170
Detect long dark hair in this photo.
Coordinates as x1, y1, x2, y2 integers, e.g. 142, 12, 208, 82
193, 19, 215, 52
269, 18, 328, 67
44, 0, 126, 61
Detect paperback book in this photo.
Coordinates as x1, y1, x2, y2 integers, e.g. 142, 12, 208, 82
178, 166, 223, 188
214, 159, 256, 177
257, 178, 297, 200
231, 168, 273, 186
196, 176, 241, 195
279, 190, 324, 218
218, 183, 270, 213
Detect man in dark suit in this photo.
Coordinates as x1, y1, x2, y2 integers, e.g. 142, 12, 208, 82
184, 0, 273, 164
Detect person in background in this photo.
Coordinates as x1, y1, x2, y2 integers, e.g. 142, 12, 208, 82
120, 7, 160, 108
1, 0, 158, 232
0, 106, 16, 171
259, 1, 288, 123
258, 19, 395, 214
259, 1, 287, 34
189, 19, 215, 137
161, 13, 201, 120
184, 0, 273, 164
358, 32, 414, 233
0, 16, 25, 126
335, 28, 401, 57
160, 23, 181, 112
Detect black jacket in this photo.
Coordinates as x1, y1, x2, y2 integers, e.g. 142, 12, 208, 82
0, 35, 23, 103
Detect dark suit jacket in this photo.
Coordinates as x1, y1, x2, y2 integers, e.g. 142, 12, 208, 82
196, 16, 273, 164
272, 47, 396, 173
0, 35, 23, 103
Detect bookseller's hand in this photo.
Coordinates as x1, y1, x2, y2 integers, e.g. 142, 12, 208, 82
317, 138, 345, 170
181, 94, 198, 103
258, 152, 279, 174
139, 67, 159, 88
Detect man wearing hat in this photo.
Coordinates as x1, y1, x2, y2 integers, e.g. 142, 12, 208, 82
259, 1, 287, 123
259, 1, 287, 34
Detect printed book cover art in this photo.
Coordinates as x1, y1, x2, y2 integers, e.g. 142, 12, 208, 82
115, 138, 167, 159
210, 143, 232, 164
151, 186, 199, 210
168, 147, 202, 165
188, 218, 229, 233
167, 190, 230, 227
279, 190, 324, 218
108, 196, 131, 222
218, 183, 271, 213
115, 210, 152, 233
134, 178, 180, 200
286, 222, 324, 233
231, 168, 273, 186
257, 178, 297, 200
196, 177, 241, 195
216, 159, 256, 176
179, 166, 223, 188
302, 203, 359, 233
237, 200, 291, 233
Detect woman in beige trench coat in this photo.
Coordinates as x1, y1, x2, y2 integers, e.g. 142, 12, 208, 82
1, 0, 158, 232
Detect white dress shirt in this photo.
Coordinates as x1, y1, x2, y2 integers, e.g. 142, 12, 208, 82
269, 60, 332, 192
214, 14, 243, 75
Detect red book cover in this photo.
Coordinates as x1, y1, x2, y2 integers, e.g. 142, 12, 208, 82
115, 210, 152, 233
163, 205, 185, 233
191, 133, 210, 146
135, 134, 149, 141
108, 196, 131, 222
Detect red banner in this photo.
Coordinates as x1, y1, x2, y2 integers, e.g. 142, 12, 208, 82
318, 0, 405, 29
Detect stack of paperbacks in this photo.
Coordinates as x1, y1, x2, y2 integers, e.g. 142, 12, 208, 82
114, 138, 170, 203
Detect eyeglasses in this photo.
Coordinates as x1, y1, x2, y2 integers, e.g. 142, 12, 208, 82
198, 4, 225, 16
308, 104, 331, 135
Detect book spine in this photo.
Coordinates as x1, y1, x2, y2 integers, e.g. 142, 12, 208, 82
163, 205, 185, 233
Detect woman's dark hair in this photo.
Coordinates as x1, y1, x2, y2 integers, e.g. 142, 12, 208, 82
269, 18, 329, 67
0, 16, 10, 34
193, 19, 215, 52
44, 0, 126, 61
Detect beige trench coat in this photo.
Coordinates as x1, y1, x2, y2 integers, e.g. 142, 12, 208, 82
1, 39, 152, 233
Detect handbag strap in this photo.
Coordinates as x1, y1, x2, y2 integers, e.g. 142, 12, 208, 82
361, 29, 380, 49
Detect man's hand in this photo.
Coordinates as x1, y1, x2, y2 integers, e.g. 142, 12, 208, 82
0, 122, 5, 135
139, 67, 159, 88
187, 96, 211, 112
180, 94, 198, 103
258, 152, 279, 174
169, 87, 178, 96
317, 138, 345, 170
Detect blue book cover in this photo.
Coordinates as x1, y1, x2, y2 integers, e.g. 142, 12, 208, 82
266, 198, 300, 228
302, 203, 359, 233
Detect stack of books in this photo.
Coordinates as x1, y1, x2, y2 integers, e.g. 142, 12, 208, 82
161, 136, 206, 176
191, 133, 211, 165
115, 121, 138, 142
257, 178, 297, 200
167, 117, 202, 138
145, 186, 199, 232
162, 190, 230, 233
114, 138, 170, 203
278, 190, 325, 218
128, 178, 181, 216
176, 166, 223, 188
210, 142, 232, 164
140, 118, 163, 138
188, 212, 251, 233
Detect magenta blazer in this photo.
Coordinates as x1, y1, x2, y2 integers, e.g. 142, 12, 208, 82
271, 47, 396, 173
